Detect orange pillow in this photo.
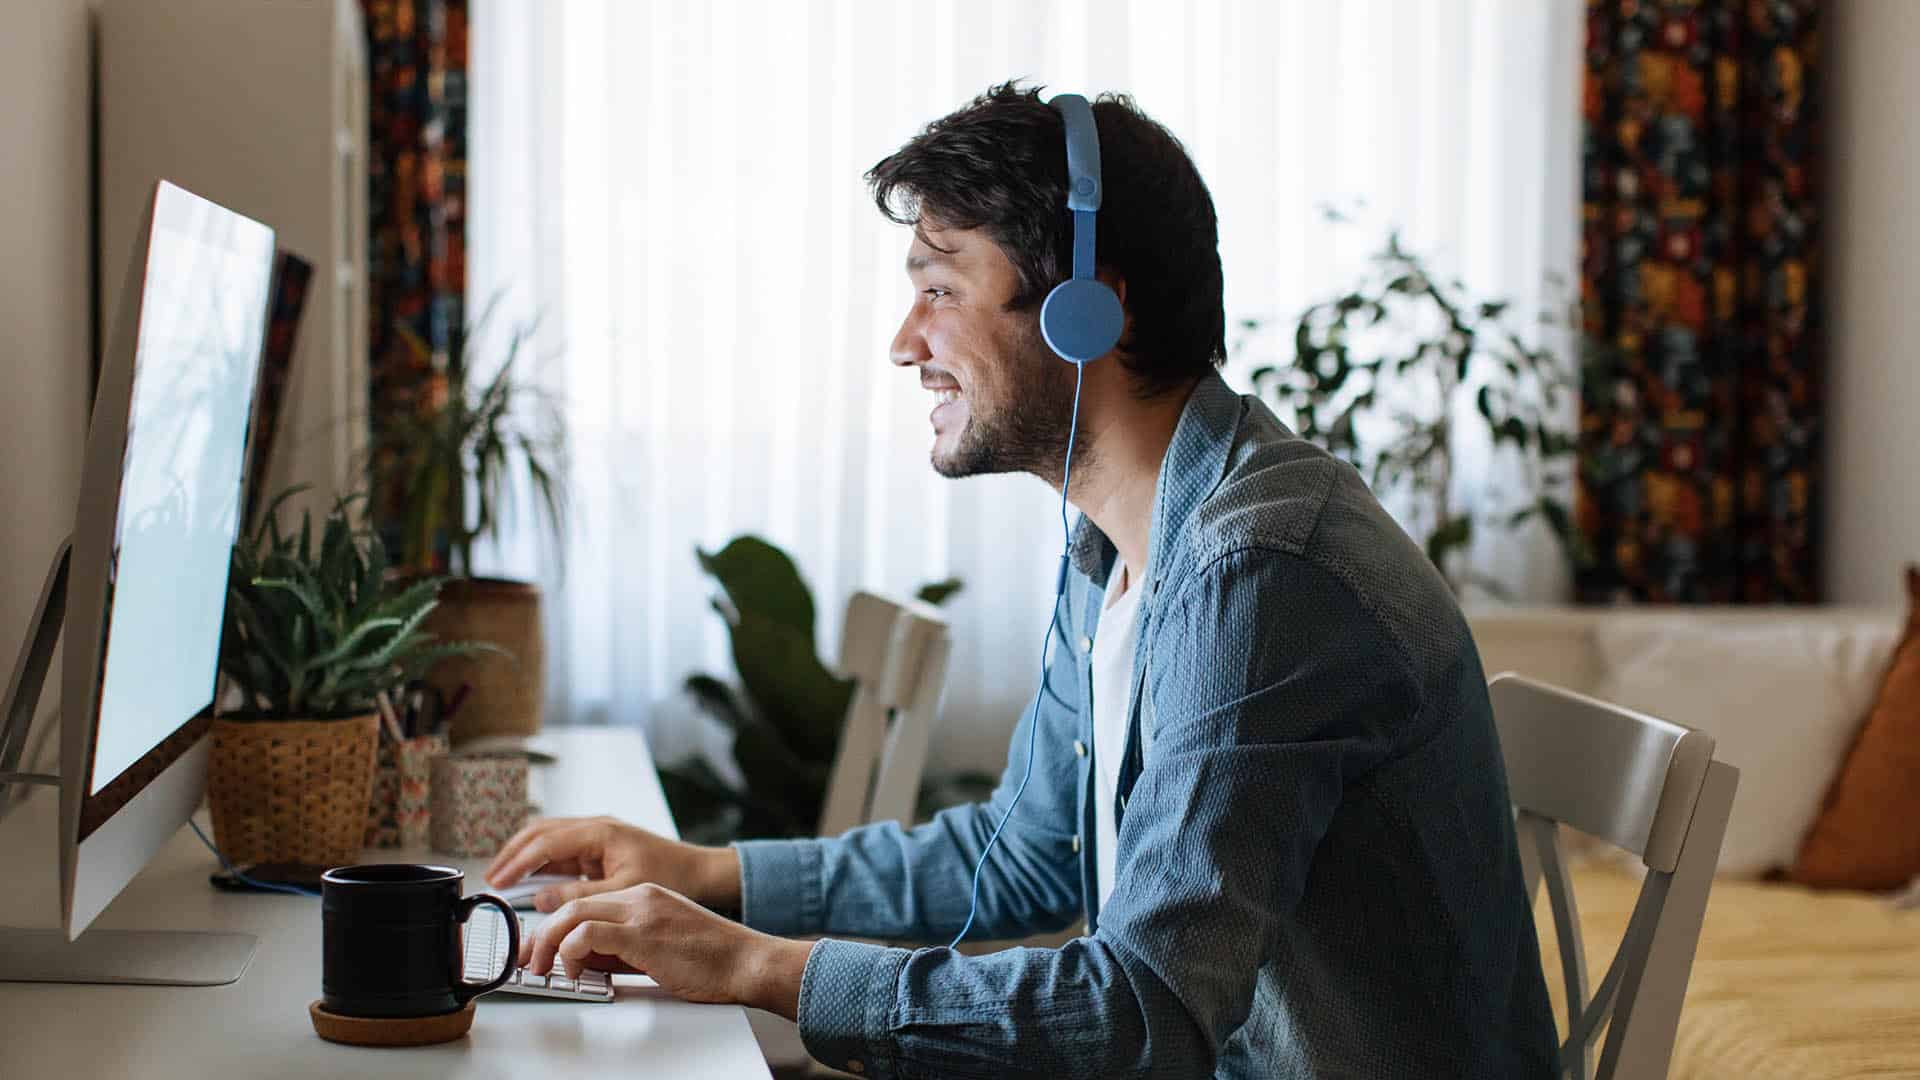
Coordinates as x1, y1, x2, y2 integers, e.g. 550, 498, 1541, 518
1792, 566, 1920, 890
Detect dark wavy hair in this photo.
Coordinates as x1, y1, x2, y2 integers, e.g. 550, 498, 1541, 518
866, 81, 1226, 398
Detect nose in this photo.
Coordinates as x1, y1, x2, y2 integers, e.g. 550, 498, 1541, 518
890, 304, 929, 369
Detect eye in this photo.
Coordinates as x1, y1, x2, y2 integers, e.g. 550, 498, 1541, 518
921, 286, 951, 302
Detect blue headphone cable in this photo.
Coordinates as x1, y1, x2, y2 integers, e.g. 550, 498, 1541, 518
948, 359, 1086, 949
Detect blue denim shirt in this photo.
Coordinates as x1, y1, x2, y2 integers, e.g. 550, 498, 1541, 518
735, 373, 1559, 1078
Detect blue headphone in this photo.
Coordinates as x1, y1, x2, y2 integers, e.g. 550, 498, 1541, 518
950, 92, 1115, 950
1039, 94, 1126, 365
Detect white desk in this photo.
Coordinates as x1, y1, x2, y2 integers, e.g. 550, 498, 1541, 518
0, 729, 772, 1079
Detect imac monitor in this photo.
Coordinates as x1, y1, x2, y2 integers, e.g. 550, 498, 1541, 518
0, 180, 274, 984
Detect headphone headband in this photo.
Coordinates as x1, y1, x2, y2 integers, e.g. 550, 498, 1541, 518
1053, 94, 1100, 284
1040, 93, 1125, 364
1054, 94, 1103, 213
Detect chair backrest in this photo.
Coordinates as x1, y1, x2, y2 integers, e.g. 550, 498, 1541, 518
1489, 673, 1740, 1080
815, 591, 952, 837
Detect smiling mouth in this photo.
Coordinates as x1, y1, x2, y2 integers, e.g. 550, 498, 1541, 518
927, 385, 965, 432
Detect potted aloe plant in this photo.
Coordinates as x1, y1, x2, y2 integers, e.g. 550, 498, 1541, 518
369, 300, 566, 745
210, 487, 489, 868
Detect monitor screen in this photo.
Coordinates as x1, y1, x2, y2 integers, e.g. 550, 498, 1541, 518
87, 190, 272, 795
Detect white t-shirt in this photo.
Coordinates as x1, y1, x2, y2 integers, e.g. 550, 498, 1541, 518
1090, 561, 1146, 910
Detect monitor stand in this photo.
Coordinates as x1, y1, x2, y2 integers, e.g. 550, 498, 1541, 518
0, 540, 70, 803
0, 926, 256, 986
0, 789, 259, 986
0, 542, 257, 987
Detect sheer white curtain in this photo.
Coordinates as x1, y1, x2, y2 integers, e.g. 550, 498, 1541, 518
468, 0, 1582, 773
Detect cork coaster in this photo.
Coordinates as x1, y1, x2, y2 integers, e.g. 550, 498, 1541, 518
309, 999, 476, 1047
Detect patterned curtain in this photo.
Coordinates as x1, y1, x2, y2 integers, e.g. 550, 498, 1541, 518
361, 0, 469, 537
1576, 0, 1822, 603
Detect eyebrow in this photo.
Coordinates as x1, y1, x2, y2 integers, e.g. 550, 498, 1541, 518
906, 251, 957, 272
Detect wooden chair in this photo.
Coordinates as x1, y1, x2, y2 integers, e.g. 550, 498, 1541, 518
815, 590, 953, 837
1489, 673, 1740, 1080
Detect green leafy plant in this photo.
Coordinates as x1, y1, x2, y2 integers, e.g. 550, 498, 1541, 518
370, 295, 568, 579
219, 486, 497, 719
657, 535, 963, 843
1240, 223, 1583, 595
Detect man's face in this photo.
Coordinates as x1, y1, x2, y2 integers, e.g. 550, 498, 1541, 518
890, 226, 1077, 480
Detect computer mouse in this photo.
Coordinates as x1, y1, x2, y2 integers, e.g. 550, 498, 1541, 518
494, 873, 584, 910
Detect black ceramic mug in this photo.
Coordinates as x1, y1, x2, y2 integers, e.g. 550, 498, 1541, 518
321, 864, 519, 1018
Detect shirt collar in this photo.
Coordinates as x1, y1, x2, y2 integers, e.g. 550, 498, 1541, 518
1067, 370, 1242, 586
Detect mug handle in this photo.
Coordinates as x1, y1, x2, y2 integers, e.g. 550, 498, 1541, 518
454, 893, 520, 1003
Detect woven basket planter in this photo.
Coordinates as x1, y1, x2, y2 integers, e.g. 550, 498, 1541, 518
207, 715, 379, 867
422, 577, 544, 745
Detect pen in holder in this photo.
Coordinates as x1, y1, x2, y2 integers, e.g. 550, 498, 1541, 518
429, 752, 530, 857
364, 731, 449, 849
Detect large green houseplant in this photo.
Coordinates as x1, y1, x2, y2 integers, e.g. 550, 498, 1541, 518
1241, 225, 1585, 597
209, 487, 490, 868
657, 536, 967, 844
369, 298, 567, 744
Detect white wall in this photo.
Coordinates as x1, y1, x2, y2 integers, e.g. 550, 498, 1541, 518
1823, 0, 1920, 604
97, 0, 369, 529
0, 0, 93, 768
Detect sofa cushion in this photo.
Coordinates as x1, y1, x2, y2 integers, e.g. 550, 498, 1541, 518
1592, 618, 1899, 877
1792, 569, 1920, 890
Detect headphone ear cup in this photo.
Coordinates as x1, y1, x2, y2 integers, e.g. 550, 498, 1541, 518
1040, 278, 1125, 364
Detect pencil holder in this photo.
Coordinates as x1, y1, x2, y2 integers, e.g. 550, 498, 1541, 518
429, 752, 530, 857
364, 732, 449, 849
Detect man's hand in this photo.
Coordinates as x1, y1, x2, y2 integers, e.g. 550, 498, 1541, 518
517, 883, 812, 1020
484, 815, 742, 912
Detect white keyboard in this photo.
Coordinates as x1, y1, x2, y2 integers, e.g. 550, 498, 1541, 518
465, 905, 614, 1002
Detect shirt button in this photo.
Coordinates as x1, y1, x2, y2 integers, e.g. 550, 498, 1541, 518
1079, 635, 1093, 653
1073, 739, 1087, 757
846, 1061, 866, 1074
1072, 834, 1082, 853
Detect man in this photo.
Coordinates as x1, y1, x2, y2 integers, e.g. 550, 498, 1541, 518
490, 83, 1559, 1078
